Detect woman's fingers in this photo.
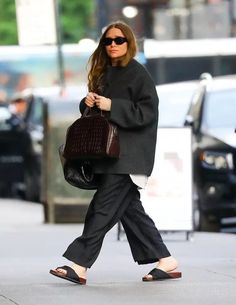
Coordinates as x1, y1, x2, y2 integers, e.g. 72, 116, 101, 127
84, 93, 111, 111
85, 92, 96, 107
95, 96, 111, 111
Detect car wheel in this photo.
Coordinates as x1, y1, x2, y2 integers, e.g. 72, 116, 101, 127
193, 184, 201, 230
193, 186, 220, 232
193, 202, 201, 231
24, 169, 40, 202
0, 182, 12, 197
199, 212, 220, 232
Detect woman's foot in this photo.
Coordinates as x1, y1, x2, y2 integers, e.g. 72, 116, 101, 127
143, 256, 179, 281
50, 264, 87, 285
50, 264, 87, 284
156, 256, 178, 272
55, 263, 87, 280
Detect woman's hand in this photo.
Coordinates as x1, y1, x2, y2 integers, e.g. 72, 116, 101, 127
94, 94, 111, 111
85, 92, 96, 107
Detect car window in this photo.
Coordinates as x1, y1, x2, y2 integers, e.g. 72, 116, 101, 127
0, 107, 10, 130
187, 87, 205, 131
202, 89, 236, 128
158, 85, 195, 127
27, 97, 43, 126
0, 106, 11, 121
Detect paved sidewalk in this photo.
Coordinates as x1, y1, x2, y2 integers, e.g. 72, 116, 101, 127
0, 198, 236, 305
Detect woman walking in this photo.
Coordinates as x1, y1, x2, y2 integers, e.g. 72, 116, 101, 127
50, 21, 181, 285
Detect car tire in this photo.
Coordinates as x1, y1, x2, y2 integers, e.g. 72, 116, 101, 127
193, 184, 201, 231
199, 212, 220, 232
193, 203, 201, 231
24, 169, 40, 202
193, 195, 220, 232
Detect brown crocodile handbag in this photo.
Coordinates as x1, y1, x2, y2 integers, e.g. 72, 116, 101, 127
63, 108, 120, 160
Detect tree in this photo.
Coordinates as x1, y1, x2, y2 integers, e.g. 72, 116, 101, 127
0, 1, 18, 45
0, 0, 95, 46
59, 0, 96, 43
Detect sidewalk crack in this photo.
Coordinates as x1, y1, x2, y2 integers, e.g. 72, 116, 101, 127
0, 294, 20, 305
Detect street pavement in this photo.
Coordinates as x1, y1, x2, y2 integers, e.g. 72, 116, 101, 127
0, 198, 236, 305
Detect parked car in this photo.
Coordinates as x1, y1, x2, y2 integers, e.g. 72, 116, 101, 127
0, 85, 86, 201
0, 104, 32, 198
157, 81, 197, 127
184, 74, 236, 231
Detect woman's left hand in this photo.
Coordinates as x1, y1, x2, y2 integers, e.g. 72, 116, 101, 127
94, 94, 111, 111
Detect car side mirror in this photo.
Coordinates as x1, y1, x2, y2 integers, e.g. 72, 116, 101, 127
184, 115, 194, 127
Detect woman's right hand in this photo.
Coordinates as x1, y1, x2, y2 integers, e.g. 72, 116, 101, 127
85, 92, 96, 107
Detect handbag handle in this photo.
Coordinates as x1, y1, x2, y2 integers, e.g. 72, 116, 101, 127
83, 106, 104, 118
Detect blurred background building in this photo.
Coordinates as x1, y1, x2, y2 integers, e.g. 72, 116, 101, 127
96, 0, 236, 39
1, 0, 236, 99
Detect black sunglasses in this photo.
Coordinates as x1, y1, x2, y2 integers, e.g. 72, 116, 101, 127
103, 37, 128, 46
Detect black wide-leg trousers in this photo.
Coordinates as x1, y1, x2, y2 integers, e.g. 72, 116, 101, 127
63, 174, 171, 268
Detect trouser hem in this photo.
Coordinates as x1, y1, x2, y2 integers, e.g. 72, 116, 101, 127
136, 254, 171, 265
62, 253, 92, 269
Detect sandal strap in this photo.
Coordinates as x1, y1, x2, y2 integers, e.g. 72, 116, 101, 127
56, 265, 80, 281
149, 268, 172, 279
56, 265, 70, 272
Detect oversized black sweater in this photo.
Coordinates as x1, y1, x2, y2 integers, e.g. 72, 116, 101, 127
80, 59, 159, 176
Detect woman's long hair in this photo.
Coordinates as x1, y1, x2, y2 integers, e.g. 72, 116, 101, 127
88, 21, 137, 93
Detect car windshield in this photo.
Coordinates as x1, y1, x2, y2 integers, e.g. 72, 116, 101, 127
0, 106, 12, 130
0, 106, 11, 121
27, 97, 43, 126
202, 89, 236, 128
158, 84, 195, 127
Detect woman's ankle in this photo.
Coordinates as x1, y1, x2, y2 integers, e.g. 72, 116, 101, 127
157, 256, 178, 272
71, 263, 87, 278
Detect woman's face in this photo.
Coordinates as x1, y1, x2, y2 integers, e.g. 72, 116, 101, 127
104, 28, 128, 63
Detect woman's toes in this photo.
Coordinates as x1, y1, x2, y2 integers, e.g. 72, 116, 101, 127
55, 268, 67, 275
143, 274, 153, 280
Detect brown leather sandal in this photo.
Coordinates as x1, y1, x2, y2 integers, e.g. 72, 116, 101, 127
142, 268, 182, 281
50, 265, 86, 285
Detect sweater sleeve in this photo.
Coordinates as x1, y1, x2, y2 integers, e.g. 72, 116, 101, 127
79, 97, 86, 114
109, 69, 159, 130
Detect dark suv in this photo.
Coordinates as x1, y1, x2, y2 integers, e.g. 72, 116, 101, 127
0, 86, 86, 202
0, 105, 36, 199
184, 74, 236, 231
